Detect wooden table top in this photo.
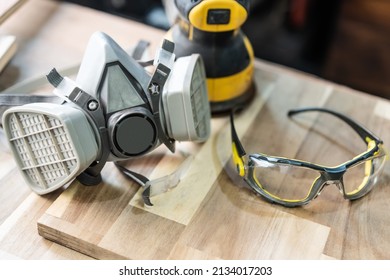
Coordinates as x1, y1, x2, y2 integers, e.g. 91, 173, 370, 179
0, 0, 389, 260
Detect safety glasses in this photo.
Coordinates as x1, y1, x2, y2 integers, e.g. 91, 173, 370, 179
231, 107, 388, 207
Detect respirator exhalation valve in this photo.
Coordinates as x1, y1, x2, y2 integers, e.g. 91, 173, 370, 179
109, 109, 158, 157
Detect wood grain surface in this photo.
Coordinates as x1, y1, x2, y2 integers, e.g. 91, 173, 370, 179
0, 0, 390, 260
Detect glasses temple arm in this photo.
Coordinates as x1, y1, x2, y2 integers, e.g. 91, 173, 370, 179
288, 107, 382, 144
230, 112, 247, 157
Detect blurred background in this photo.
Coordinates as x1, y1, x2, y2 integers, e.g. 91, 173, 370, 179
62, 0, 390, 100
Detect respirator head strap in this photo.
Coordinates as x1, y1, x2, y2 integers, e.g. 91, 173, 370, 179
131, 40, 150, 61
148, 58, 176, 153
0, 94, 62, 127
114, 162, 153, 206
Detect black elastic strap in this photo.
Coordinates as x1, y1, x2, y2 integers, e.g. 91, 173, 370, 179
131, 40, 150, 61
114, 162, 153, 206
0, 94, 63, 126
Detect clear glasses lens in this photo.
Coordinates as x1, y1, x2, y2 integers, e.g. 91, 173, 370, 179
251, 157, 320, 201
343, 153, 387, 196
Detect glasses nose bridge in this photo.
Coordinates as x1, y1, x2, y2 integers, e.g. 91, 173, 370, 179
323, 166, 346, 180
321, 168, 347, 193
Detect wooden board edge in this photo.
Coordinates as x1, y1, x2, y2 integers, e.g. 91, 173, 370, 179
37, 213, 127, 260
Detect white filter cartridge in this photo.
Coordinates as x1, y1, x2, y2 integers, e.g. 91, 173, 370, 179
163, 54, 211, 142
2, 103, 99, 194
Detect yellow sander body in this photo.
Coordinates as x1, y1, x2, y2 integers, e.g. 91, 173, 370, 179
169, 0, 255, 114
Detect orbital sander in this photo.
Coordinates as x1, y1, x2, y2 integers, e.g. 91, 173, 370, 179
165, 0, 255, 114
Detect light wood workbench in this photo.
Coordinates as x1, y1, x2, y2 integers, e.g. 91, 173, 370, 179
0, 0, 389, 260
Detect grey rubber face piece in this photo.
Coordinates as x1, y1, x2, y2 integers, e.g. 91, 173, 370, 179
114, 115, 156, 156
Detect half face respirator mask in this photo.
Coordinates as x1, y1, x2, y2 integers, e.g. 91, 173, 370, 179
1, 32, 211, 204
